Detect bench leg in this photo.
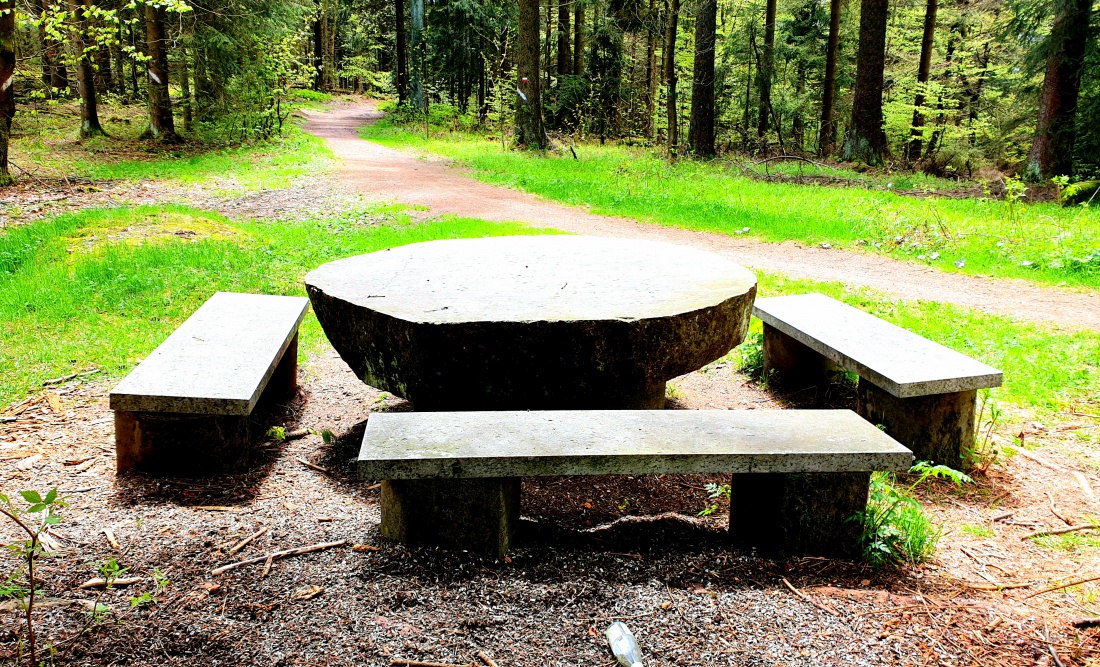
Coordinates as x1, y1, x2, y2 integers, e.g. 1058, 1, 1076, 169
115, 410, 253, 476
762, 323, 836, 391
857, 382, 974, 469
729, 471, 869, 558
380, 478, 520, 558
260, 332, 299, 405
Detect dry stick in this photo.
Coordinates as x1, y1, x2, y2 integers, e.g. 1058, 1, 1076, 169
102, 528, 121, 550
390, 661, 473, 667
1003, 441, 1065, 471
1025, 573, 1100, 599
1074, 471, 1098, 504
260, 555, 274, 578
1021, 524, 1098, 540
210, 540, 346, 575
477, 652, 499, 667
78, 576, 143, 589
1047, 492, 1075, 525
781, 578, 838, 617
227, 527, 268, 556
296, 458, 330, 474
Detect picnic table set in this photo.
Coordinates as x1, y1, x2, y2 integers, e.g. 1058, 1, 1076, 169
108, 235, 1002, 558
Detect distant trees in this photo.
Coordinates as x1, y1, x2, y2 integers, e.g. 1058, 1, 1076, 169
142, 2, 178, 142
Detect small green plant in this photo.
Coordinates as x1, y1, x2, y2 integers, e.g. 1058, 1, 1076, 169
320, 429, 336, 444
266, 426, 287, 441
1052, 175, 1071, 204
665, 384, 682, 400
98, 557, 127, 586
1003, 176, 1027, 222
967, 389, 1002, 473
0, 488, 67, 666
698, 482, 731, 517
129, 569, 170, 608
617, 498, 631, 511
858, 462, 971, 567
735, 330, 765, 382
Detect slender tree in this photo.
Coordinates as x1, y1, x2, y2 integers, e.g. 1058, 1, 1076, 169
573, 2, 584, 74
663, 0, 680, 150
843, 0, 889, 164
0, 0, 15, 185
70, 0, 105, 137
818, 0, 841, 154
409, 0, 425, 109
557, 0, 571, 75
906, 0, 938, 163
515, 0, 548, 147
179, 46, 193, 132
143, 2, 178, 141
757, 0, 777, 137
688, 0, 717, 156
644, 0, 657, 138
1026, 0, 1094, 180
395, 0, 408, 102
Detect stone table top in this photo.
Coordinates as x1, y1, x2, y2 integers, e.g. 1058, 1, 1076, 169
305, 236, 759, 409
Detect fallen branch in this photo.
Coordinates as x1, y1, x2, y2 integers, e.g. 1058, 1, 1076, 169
1074, 472, 1098, 504
211, 540, 346, 575
962, 581, 1034, 591
477, 651, 499, 667
1047, 492, 1075, 525
1026, 573, 1100, 599
391, 661, 474, 667
1073, 618, 1100, 629
297, 458, 330, 474
781, 578, 838, 617
1021, 524, 1098, 540
78, 576, 143, 589
751, 155, 831, 169
1003, 441, 1065, 471
227, 527, 268, 556
43, 369, 99, 386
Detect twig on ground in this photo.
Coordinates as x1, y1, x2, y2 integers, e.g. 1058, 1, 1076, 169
963, 581, 1033, 591
227, 527, 268, 556
296, 457, 330, 474
43, 368, 99, 386
1073, 472, 1098, 504
78, 577, 143, 589
781, 578, 839, 617
1021, 524, 1098, 540
477, 651, 499, 667
391, 661, 474, 667
102, 528, 120, 550
1003, 441, 1065, 471
211, 540, 347, 575
364, 483, 382, 491
1047, 492, 1075, 525
991, 510, 1015, 522
285, 429, 310, 440
1026, 573, 1100, 599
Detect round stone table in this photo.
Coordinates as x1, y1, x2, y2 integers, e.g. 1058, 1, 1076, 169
305, 235, 758, 411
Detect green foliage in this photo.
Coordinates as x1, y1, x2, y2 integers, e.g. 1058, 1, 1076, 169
266, 426, 287, 441
1063, 181, 1100, 207
698, 482, 732, 517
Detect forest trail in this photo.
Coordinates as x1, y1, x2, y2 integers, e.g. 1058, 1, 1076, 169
302, 101, 1100, 331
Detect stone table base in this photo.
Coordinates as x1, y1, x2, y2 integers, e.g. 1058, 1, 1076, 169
729, 471, 870, 558
857, 382, 975, 469
381, 478, 520, 558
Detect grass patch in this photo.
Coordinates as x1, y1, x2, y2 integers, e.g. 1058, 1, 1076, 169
960, 523, 997, 538
0, 205, 555, 407
361, 119, 1100, 289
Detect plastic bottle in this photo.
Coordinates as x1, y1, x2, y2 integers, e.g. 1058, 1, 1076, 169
605, 621, 644, 667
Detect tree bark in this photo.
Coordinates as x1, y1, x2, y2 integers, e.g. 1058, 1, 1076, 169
663, 0, 679, 149
906, 0, 938, 163
1026, 0, 1094, 180
312, 15, 324, 91
70, 0, 104, 137
573, 4, 584, 74
818, 0, 841, 154
557, 0, 571, 76
644, 0, 657, 138
757, 0, 776, 137
410, 0, 425, 109
843, 0, 889, 164
143, 2, 178, 142
688, 0, 717, 157
0, 0, 15, 185
179, 46, 192, 132
515, 0, 549, 148
395, 0, 408, 102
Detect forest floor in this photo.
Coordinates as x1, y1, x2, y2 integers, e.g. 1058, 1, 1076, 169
307, 100, 1100, 332
2, 97, 1100, 666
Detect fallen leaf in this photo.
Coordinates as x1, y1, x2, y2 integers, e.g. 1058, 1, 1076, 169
15, 454, 43, 470
290, 585, 324, 601
200, 582, 222, 593
660, 601, 673, 610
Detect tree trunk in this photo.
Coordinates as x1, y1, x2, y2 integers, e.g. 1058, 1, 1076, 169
818, 0, 841, 154
557, 0, 571, 76
756, 0, 776, 137
663, 0, 679, 150
644, 0, 657, 138
71, 0, 104, 137
410, 0, 425, 109
143, 2, 178, 142
110, 31, 125, 95
0, 0, 15, 185
906, 0, 937, 163
1026, 0, 1093, 180
843, 0, 889, 164
128, 18, 140, 99
36, 0, 52, 86
544, 0, 553, 91
688, 0, 717, 157
395, 0, 408, 102
515, 0, 549, 148
573, 4, 584, 74
313, 16, 324, 90
180, 46, 192, 132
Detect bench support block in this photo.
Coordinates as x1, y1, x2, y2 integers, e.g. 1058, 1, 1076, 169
380, 478, 520, 558
114, 335, 299, 477
762, 324, 837, 391
729, 471, 869, 558
857, 382, 974, 469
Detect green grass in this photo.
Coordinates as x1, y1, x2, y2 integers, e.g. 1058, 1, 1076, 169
0, 205, 555, 407
361, 119, 1100, 289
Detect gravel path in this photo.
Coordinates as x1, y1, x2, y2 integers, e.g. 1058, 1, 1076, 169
302, 101, 1100, 332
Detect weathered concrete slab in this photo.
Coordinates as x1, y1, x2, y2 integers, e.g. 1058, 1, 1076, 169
109, 292, 309, 415
306, 236, 758, 410
753, 293, 1002, 397
358, 409, 913, 480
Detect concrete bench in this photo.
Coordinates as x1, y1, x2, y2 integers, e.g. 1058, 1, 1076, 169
753, 293, 1003, 468
359, 409, 913, 558
110, 292, 309, 476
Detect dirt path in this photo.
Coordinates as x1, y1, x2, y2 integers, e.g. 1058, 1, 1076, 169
302, 101, 1100, 331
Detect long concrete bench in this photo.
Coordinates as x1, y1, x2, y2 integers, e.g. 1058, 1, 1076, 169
110, 292, 309, 476
359, 409, 913, 558
753, 293, 1003, 468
